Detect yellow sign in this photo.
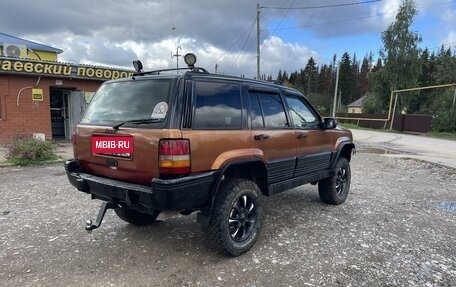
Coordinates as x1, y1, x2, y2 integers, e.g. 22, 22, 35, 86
32, 88, 43, 101
0, 58, 133, 80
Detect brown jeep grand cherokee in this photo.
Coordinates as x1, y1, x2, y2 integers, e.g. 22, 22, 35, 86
65, 54, 355, 256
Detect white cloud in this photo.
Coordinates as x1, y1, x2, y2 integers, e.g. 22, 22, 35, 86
5, 0, 455, 79
372, 0, 400, 27
441, 32, 456, 48
441, 9, 456, 47
261, 36, 318, 77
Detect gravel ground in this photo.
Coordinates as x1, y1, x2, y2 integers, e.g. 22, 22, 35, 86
0, 153, 455, 287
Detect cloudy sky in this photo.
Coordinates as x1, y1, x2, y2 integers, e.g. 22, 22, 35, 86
1, 0, 455, 78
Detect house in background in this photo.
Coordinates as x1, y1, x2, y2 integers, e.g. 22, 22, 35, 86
347, 96, 365, 114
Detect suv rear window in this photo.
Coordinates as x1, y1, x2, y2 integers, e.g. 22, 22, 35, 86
80, 79, 172, 125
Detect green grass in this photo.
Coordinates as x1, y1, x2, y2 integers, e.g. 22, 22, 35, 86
338, 123, 363, 130
428, 131, 456, 140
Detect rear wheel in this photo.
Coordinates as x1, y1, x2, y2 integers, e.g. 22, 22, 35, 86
318, 157, 351, 205
203, 178, 263, 256
114, 207, 160, 226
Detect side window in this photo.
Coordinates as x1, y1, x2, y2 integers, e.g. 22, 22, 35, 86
193, 81, 242, 129
248, 92, 264, 129
285, 94, 320, 129
249, 91, 288, 129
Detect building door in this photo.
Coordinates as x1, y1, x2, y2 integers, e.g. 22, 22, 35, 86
67, 90, 85, 138
50, 89, 67, 139
50, 89, 86, 140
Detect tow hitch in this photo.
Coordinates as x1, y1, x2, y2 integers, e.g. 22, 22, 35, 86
85, 201, 116, 232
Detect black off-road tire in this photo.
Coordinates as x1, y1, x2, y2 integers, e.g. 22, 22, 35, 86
203, 178, 263, 257
318, 157, 351, 205
114, 207, 160, 226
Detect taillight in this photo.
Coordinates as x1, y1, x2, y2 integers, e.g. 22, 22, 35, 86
159, 139, 191, 175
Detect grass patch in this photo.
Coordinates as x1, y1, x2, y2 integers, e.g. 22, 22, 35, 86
7, 136, 58, 166
338, 123, 362, 130
428, 131, 456, 140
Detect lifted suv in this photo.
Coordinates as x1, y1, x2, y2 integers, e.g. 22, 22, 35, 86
65, 54, 355, 256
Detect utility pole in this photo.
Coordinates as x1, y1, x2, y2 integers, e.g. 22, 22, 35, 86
338, 90, 342, 113
390, 93, 398, 130
215, 63, 219, 74
332, 65, 340, 118
256, 3, 260, 80
171, 46, 182, 73
453, 87, 456, 110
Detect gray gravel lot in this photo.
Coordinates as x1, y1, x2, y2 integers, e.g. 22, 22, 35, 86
1, 153, 455, 287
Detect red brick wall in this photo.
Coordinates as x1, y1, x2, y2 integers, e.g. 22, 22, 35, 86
0, 74, 103, 146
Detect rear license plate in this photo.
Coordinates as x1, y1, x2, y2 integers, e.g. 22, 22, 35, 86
92, 136, 134, 155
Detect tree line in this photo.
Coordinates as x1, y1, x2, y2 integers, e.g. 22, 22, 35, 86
276, 46, 455, 115
273, 0, 456, 130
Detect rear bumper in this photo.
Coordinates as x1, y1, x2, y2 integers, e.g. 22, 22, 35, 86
65, 160, 218, 212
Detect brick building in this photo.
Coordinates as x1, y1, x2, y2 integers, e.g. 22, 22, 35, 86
0, 33, 133, 145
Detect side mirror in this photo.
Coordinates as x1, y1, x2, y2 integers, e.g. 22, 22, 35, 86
324, 118, 337, 130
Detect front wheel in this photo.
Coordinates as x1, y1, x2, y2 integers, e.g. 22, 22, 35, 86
203, 178, 264, 256
114, 207, 160, 226
318, 157, 351, 205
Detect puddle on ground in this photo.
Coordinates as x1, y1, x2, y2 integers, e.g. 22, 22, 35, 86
436, 201, 456, 213
357, 147, 400, 155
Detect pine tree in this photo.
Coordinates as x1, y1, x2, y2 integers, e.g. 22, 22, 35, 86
339, 52, 357, 105
359, 54, 372, 96
434, 46, 456, 84
303, 57, 318, 94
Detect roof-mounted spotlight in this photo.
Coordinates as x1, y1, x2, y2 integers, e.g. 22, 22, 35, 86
133, 60, 143, 73
184, 53, 197, 69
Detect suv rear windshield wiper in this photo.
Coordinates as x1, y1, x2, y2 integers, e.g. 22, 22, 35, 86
113, 118, 163, 130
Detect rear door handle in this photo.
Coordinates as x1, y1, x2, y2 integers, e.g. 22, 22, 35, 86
254, 134, 269, 140
297, 133, 308, 139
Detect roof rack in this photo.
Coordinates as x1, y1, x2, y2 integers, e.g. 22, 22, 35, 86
133, 67, 209, 77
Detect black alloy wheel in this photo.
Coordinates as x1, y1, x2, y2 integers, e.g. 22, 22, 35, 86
203, 178, 264, 256
318, 157, 351, 205
335, 165, 348, 196
229, 195, 257, 242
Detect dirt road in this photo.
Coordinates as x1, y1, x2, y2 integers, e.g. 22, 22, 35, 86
1, 153, 455, 286
351, 129, 456, 169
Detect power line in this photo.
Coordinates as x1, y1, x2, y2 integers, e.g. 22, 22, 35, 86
268, 0, 296, 38
205, 17, 258, 70
255, 0, 381, 78
261, 0, 381, 10
268, 0, 455, 32
224, 16, 257, 74
169, 0, 178, 47
169, 0, 176, 30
